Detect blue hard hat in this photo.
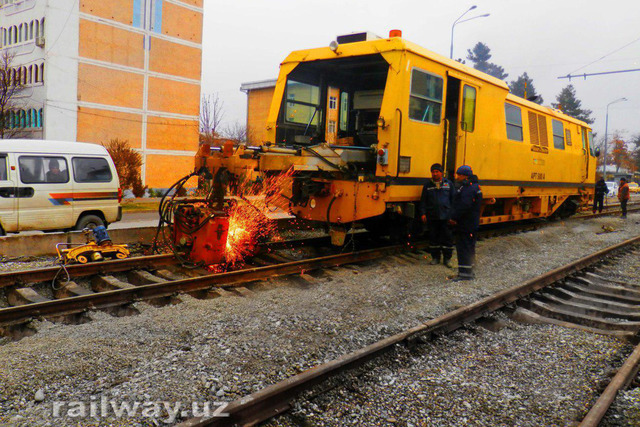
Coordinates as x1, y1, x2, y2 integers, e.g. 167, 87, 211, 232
456, 165, 473, 177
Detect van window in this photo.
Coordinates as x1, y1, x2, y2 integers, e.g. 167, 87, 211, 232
19, 156, 69, 183
72, 157, 113, 183
0, 155, 7, 180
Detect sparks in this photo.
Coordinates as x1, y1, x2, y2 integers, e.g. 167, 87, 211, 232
214, 168, 295, 269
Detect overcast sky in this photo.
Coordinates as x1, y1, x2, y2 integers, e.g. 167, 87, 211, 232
201, 0, 639, 143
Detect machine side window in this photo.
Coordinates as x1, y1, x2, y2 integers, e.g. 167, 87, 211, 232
72, 157, 113, 183
552, 119, 565, 150
505, 103, 523, 141
285, 80, 320, 126
588, 130, 594, 156
461, 85, 476, 132
409, 69, 443, 124
19, 156, 69, 183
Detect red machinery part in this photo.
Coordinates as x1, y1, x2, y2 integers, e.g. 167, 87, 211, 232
173, 206, 229, 265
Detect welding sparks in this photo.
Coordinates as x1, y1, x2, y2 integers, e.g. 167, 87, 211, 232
219, 168, 295, 267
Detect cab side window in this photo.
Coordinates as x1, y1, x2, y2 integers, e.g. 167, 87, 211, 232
409, 69, 443, 124
72, 157, 112, 183
461, 85, 476, 132
552, 119, 565, 150
505, 103, 523, 141
19, 156, 69, 183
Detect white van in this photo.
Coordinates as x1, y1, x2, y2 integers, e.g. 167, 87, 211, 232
0, 140, 122, 234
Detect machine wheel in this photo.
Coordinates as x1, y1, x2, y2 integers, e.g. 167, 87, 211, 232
75, 214, 104, 231
76, 253, 90, 264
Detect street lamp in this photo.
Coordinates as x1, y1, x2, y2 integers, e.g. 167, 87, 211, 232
450, 6, 490, 59
602, 97, 628, 179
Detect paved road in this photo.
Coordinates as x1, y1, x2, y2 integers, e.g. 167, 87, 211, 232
110, 210, 159, 229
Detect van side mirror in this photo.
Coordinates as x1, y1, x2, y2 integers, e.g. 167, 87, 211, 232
594, 147, 601, 157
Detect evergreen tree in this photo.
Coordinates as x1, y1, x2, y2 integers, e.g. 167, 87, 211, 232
508, 72, 543, 104
466, 42, 509, 80
552, 85, 594, 124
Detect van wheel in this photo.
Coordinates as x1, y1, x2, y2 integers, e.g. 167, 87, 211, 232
75, 215, 104, 231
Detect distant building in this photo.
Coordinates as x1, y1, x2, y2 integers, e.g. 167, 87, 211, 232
0, 0, 203, 188
241, 79, 276, 144
601, 165, 633, 182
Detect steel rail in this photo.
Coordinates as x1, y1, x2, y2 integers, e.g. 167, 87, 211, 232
579, 342, 640, 427
0, 254, 176, 289
178, 235, 640, 427
0, 233, 365, 289
0, 241, 427, 327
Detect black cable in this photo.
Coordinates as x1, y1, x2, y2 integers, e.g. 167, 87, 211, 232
326, 195, 337, 231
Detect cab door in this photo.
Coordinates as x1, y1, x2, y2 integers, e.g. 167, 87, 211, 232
443, 73, 478, 178
0, 153, 18, 233
457, 83, 478, 167
581, 127, 590, 181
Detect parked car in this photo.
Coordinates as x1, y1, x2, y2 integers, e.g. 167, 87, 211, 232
0, 140, 122, 235
628, 182, 640, 194
605, 181, 618, 197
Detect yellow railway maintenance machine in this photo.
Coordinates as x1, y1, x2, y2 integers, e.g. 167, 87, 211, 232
197, 30, 597, 243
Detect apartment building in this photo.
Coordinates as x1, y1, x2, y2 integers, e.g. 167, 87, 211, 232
0, 0, 203, 187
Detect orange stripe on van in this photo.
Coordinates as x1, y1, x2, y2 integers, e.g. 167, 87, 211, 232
48, 192, 119, 206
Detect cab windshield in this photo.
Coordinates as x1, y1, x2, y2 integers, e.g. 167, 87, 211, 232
276, 54, 389, 147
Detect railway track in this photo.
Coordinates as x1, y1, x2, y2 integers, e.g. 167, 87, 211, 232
176, 234, 640, 427
0, 205, 635, 340
0, 232, 426, 339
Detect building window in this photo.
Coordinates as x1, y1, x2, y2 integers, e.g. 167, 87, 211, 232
329, 96, 337, 110
505, 103, 523, 141
409, 69, 443, 124
552, 119, 565, 150
150, 0, 163, 34
134, 0, 163, 33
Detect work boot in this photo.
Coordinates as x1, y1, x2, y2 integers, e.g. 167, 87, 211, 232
443, 258, 453, 268
429, 258, 440, 265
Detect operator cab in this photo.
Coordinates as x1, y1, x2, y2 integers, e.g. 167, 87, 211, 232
275, 54, 389, 151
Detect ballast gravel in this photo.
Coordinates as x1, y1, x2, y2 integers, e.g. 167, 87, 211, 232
0, 213, 639, 426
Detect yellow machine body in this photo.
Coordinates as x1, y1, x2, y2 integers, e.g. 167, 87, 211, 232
196, 33, 596, 228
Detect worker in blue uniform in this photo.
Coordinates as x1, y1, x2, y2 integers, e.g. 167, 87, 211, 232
449, 165, 482, 281
419, 163, 455, 267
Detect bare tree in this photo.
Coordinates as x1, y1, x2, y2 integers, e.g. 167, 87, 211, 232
0, 51, 26, 139
199, 93, 225, 145
223, 120, 250, 143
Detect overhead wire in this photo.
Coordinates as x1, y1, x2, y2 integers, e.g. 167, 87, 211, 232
565, 35, 640, 76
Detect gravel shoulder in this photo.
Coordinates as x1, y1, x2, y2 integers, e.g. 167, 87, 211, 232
0, 214, 639, 426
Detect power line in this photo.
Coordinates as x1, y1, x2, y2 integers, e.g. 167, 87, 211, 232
558, 68, 640, 80
562, 35, 640, 77
46, 102, 199, 128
